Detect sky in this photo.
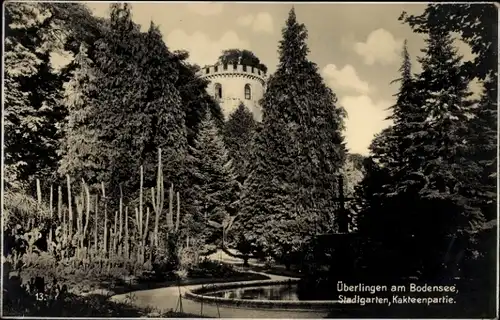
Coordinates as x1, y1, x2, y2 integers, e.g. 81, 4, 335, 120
79, 2, 479, 156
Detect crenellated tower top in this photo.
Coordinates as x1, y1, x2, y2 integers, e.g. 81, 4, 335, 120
199, 63, 267, 86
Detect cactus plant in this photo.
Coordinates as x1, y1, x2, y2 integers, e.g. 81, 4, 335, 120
168, 184, 174, 230
125, 207, 129, 259
151, 148, 164, 249
94, 194, 98, 252
48, 185, 53, 251
83, 180, 90, 248
119, 185, 123, 256
66, 175, 73, 246
102, 182, 107, 256
175, 191, 181, 232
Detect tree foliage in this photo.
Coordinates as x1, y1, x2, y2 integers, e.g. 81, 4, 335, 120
218, 49, 268, 73
237, 8, 346, 261
57, 4, 189, 206
170, 50, 224, 146
358, 17, 491, 281
400, 4, 497, 82
189, 113, 240, 245
223, 103, 257, 184
4, 3, 70, 190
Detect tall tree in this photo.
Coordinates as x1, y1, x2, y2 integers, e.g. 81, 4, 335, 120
58, 43, 103, 186
59, 4, 188, 203
412, 27, 482, 241
4, 2, 68, 190
238, 8, 346, 262
400, 4, 497, 82
358, 28, 485, 281
401, 4, 497, 223
59, 3, 140, 194
223, 102, 256, 184
343, 153, 365, 232
138, 22, 187, 195
468, 78, 497, 222
190, 113, 240, 245
170, 50, 224, 146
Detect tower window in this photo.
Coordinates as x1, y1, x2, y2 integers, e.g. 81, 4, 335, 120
215, 83, 222, 99
243, 65, 247, 72
233, 63, 238, 70
205, 68, 210, 74
223, 63, 228, 70
214, 65, 218, 72
244, 84, 251, 100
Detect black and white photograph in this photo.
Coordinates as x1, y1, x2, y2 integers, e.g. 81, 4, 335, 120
1, 1, 498, 318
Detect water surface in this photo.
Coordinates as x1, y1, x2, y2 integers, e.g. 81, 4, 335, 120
205, 283, 300, 301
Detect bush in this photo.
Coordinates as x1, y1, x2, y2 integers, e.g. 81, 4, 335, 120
3, 190, 52, 233
200, 244, 217, 256
188, 258, 239, 279
264, 256, 275, 269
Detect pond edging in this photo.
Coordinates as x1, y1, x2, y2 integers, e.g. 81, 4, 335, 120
184, 278, 339, 310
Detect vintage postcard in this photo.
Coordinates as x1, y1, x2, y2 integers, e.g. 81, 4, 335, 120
2, 1, 498, 319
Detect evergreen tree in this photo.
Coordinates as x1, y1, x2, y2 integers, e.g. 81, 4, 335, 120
238, 8, 346, 261
139, 22, 187, 195
401, 3, 497, 223
58, 43, 103, 186
358, 30, 485, 280
170, 50, 224, 146
59, 4, 189, 202
412, 27, 483, 238
343, 154, 364, 232
58, 4, 140, 194
4, 2, 68, 190
168, 50, 225, 241
356, 128, 396, 238
400, 4, 497, 82
190, 113, 240, 245
223, 102, 256, 184
357, 42, 422, 251
468, 78, 497, 222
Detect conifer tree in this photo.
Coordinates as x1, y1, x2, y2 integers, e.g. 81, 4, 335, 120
58, 43, 103, 186
410, 27, 486, 281
356, 128, 397, 238
60, 4, 188, 201
400, 2, 497, 225
223, 102, 256, 183
358, 30, 485, 280
389, 28, 480, 279
4, 3, 67, 189
190, 113, 240, 244
138, 22, 187, 194
468, 78, 497, 222
400, 4, 497, 83
78, 3, 146, 196
170, 50, 225, 146
238, 8, 346, 261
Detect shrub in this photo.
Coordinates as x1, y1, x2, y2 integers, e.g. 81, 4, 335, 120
188, 258, 239, 278
264, 256, 275, 269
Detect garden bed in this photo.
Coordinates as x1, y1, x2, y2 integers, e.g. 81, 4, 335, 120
107, 271, 270, 296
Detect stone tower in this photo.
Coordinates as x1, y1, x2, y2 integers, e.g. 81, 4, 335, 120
199, 62, 267, 122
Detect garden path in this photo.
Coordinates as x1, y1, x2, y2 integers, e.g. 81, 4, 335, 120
110, 249, 329, 318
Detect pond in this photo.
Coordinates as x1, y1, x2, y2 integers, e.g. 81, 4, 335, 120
205, 283, 301, 301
